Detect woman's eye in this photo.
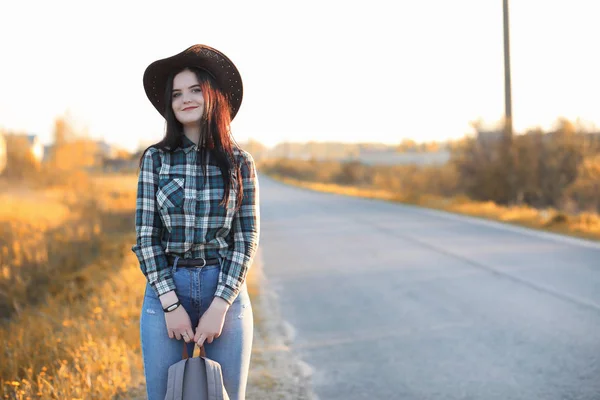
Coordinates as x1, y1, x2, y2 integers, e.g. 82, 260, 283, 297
172, 89, 200, 99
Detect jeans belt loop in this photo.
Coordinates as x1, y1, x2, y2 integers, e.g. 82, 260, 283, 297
172, 256, 180, 273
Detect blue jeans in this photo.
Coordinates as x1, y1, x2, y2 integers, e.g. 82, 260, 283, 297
140, 258, 253, 400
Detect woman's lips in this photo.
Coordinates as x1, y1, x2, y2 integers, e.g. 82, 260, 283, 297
183, 106, 198, 111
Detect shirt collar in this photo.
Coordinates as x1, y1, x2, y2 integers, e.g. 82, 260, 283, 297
181, 134, 197, 154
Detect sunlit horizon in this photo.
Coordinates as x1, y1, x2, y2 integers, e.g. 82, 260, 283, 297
1, 0, 598, 152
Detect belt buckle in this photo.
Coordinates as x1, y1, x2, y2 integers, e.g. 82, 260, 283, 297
199, 258, 206, 267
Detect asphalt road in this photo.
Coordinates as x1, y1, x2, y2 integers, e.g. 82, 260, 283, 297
258, 175, 600, 400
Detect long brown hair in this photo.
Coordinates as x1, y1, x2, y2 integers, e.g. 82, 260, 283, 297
138, 66, 246, 211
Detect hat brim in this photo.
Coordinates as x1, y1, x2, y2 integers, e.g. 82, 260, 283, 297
143, 44, 243, 120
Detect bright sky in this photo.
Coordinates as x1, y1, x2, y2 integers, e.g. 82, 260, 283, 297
1, 0, 598, 152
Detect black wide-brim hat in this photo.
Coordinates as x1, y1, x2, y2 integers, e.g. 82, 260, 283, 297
143, 44, 243, 120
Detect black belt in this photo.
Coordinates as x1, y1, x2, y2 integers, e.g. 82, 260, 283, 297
167, 255, 220, 267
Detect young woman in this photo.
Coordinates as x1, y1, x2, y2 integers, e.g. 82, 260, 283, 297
132, 44, 260, 400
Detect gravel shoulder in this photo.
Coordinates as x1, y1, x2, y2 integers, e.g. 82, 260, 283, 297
246, 251, 317, 400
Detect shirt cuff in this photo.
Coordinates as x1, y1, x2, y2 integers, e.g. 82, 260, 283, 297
150, 276, 176, 298
214, 284, 239, 305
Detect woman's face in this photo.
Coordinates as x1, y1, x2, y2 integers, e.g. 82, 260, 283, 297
171, 69, 205, 126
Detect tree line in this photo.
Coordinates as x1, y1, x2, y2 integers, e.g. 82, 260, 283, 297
453, 118, 600, 212
260, 118, 600, 214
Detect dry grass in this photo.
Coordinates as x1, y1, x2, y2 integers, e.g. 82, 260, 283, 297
0, 194, 68, 229
89, 173, 139, 212
267, 173, 600, 242
1, 240, 145, 399
0, 171, 280, 399
0, 181, 104, 318
0, 173, 142, 399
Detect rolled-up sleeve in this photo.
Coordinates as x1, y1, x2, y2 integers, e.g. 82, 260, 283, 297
215, 152, 260, 304
131, 148, 175, 298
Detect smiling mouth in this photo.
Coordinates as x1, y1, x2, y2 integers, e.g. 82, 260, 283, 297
183, 107, 198, 111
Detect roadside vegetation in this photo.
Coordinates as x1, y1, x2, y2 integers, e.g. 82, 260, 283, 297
258, 118, 600, 241
0, 117, 279, 399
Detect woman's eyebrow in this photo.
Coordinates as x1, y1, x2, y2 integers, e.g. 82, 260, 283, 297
172, 84, 201, 92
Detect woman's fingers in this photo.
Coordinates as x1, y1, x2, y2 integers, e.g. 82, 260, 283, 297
188, 328, 195, 341
175, 327, 194, 342
196, 332, 206, 347
182, 329, 194, 343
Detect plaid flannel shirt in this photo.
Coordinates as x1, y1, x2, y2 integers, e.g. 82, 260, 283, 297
132, 134, 260, 304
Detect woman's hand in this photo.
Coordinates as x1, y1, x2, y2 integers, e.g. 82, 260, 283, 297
164, 306, 195, 342
194, 297, 230, 346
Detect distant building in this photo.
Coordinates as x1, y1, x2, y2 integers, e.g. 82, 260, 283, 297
26, 134, 45, 163
476, 130, 504, 148
42, 144, 53, 162
96, 139, 118, 159
266, 141, 451, 166
3, 133, 44, 164
349, 148, 451, 166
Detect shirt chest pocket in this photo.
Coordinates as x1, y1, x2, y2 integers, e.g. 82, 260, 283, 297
157, 177, 185, 209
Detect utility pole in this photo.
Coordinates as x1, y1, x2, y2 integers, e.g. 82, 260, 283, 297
503, 0, 513, 140
503, 0, 515, 203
